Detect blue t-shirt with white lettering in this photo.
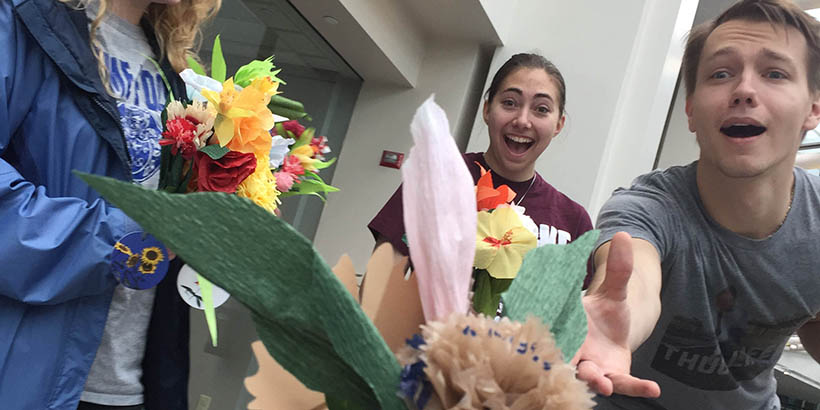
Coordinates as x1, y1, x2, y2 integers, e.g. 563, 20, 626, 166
81, 6, 166, 406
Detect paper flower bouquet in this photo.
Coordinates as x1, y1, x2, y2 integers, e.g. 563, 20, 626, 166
472, 166, 538, 316
78, 97, 594, 409
149, 37, 339, 344
158, 35, 337, 205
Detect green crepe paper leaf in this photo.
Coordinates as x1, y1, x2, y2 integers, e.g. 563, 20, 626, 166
293, 179, 339, 194
325, 395, 358, 410
211, 35, 226, 83
279, 156, 338, 202
270, 104, 311, 122
187, 56, 207, 76
252, 313, 375, 406
270, 94, 304, 112
278, 191, 326, 201
504, 230, 599, 359
75, 172, 404, 409
274, 122, 285, 137
311, 157, 337, 171
198, 274, 218, 346
292, 127, 314, 149
198, 144, 230, 160
303, 170, 322, 180
234, 57, 286, 87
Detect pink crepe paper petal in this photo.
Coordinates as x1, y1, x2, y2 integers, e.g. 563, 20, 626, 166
402, 95, 476, 322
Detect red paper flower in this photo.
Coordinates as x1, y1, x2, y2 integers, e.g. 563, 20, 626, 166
160, 117, 199, 159
310, 135, 330, 160
281, 154, 305, 176
195, 150, 257, 193
281, 120, 305, 138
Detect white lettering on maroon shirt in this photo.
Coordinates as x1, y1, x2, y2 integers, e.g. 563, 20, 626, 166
538, 224, 571, 246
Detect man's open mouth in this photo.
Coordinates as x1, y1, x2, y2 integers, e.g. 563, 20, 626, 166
720, 124, 766, 138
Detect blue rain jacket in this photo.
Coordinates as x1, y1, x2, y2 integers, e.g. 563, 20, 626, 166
1, 1, 189, 409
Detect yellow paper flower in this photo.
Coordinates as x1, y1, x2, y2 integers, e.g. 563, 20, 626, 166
236, 155, 281, 213
291, 144, 319, 172
474, 207, 537, 279
202, 78, 277, 155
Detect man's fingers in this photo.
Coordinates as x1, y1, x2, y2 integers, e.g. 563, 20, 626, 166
570, 348, 582, 366
569, 339, 589, 366
609, 373, 661, 398
600, 232, 634, 300
576, 360, 613, 396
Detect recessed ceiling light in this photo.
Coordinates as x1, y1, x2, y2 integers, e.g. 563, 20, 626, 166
323, 15, 339, 25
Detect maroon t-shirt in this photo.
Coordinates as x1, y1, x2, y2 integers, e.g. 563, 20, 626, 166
368, 152, 594, 258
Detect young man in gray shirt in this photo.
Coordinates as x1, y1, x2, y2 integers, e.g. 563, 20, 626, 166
575, 1, 820, 409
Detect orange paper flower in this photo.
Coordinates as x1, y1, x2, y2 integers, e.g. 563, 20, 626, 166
475, 164, 516, 211
203, 77, 277, 156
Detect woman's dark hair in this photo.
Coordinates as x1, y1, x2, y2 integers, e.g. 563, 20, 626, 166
485, 53, 567, 116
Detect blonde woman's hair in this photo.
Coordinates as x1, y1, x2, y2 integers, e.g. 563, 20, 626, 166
62, 0, 221, 94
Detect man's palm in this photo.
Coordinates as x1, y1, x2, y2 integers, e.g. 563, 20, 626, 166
573, 232, 661, 398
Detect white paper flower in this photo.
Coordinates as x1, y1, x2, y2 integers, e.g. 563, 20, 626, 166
510, 205, 538, 237
180, 69, 224, 102
269, 135, 295, 169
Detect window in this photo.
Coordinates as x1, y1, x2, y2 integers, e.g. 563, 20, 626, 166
187, 1, 362, 408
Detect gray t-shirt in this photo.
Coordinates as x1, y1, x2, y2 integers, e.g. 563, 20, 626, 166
81, 6, 167, 406
593, 162, 820, 410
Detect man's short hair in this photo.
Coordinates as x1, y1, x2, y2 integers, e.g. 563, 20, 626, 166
682, 0, 820, 96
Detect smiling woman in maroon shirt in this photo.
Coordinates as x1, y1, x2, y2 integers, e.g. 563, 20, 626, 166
369, 53, 593, 279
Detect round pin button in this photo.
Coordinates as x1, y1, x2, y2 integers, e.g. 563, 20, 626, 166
110, 231, 169, 290
177, 264, 230, 309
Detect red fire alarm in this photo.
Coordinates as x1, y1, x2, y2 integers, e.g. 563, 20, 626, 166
379, 150, 404, 169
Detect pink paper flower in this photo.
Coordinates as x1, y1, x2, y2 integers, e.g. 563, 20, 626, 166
273, 171, 296, 192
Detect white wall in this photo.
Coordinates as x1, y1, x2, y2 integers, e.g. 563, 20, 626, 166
478, 0, 519, 44
656, 83, 700, 169
466, 0, 698, 221
586, 0, 699, 218
336, 0, 426, 85
290, 0, 427, 86
313, 41, 487, 272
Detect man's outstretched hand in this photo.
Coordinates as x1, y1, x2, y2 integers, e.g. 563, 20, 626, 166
572, 232, 661, 398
